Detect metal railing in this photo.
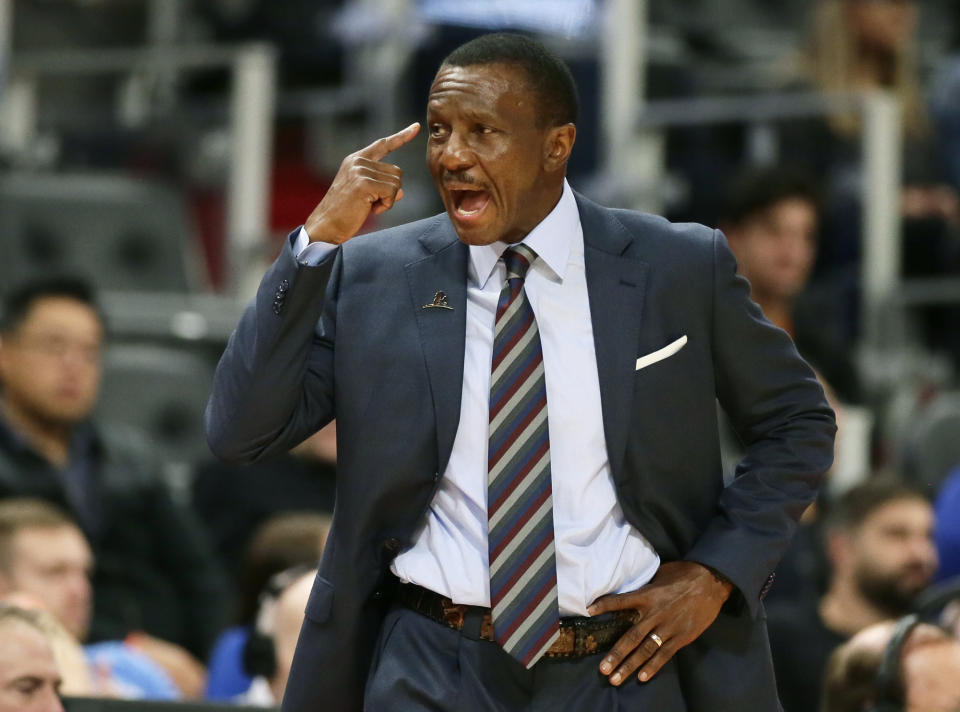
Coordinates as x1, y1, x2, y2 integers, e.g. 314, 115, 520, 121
1, 42, 277, 295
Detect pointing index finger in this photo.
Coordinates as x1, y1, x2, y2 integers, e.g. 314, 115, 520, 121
359, 122, 421, 161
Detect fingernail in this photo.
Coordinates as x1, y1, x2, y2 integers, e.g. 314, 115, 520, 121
587, 605, 597, 616
610, 673, 621, 685
639, 672, 649, 682
600, 660, 611, 674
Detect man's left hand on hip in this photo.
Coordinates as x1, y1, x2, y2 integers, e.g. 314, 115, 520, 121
588, 561, 734, 686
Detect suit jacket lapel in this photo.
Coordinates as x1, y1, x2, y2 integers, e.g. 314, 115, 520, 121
404, 218, 469, 476
576, 193, 649, 486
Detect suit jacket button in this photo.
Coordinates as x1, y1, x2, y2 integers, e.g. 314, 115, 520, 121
372, 589, 384, 600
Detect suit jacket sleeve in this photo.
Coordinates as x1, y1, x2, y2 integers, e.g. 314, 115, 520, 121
684, 229, 837, 618
205, 232, 341, 464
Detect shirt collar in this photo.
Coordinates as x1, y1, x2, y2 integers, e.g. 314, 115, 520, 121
469, 179, 580, 289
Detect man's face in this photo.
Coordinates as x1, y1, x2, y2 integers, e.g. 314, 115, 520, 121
727, 198, 818, 303
0, 298, 102, 427
0, 526, 93, 641
850, 498, 938, 614
426, 62, 568, 246
904, 638, 960, 712
0, 621, 63, 712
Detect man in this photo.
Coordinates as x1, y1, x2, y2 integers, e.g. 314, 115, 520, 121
207, 33, 836, 710
0, 278, 226, 661
0, 605, 63, 712
822, 618, 960, 712
0, 500, 92, 643
767, 479, 938, 711
235, 568, 317, 707
721, 166, 860, 402
0, 498, 192, 698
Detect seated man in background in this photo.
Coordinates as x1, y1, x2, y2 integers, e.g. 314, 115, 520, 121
235, 568, 316, 707
0, 498, 191, 698
0, 278, 226, 671
0, 604, 64, 712
205, 512, 330, 701
767, 478, 939, 712
721, 165, 861, 403
822, 617, 960, 712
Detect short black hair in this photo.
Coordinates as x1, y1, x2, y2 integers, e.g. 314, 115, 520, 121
441, 32, 579, 128
722, 166, 822, 228
0, 276, 103, 334
824, 478, 929, 534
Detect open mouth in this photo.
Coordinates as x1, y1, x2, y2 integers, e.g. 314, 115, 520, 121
450, 188, 491, 219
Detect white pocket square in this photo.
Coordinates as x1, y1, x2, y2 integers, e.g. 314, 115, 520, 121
635, 335, 688, 371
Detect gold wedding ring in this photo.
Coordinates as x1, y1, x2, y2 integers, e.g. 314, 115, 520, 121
649, 632, 664, 648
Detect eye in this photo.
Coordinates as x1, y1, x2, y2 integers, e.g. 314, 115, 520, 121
13, 678, 42, 696
474, 124, 494, 135
428, 123, 448, 139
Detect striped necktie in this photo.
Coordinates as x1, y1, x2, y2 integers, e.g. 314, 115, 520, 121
487, 243, 560, 668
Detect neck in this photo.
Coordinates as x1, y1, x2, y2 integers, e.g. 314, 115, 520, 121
1, 398, 72, 468
819, 580, 891, 637
753, 296, 794, 334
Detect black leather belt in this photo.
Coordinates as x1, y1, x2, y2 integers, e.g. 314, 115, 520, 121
395, 582, 638, 660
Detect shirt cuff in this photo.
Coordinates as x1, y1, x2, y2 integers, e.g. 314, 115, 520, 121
293, 226, 337, 266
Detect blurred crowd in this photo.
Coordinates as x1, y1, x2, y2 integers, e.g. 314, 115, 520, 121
3, 0, 960, 710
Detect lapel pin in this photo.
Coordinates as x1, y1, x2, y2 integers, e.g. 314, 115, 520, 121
422, 290, 454, 310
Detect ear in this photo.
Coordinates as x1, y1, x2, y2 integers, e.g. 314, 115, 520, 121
542, 124, 576, 172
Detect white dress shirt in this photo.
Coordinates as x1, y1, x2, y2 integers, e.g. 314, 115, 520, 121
295, 180, 660, 616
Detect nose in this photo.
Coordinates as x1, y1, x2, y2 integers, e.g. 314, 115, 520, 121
42, 689, 64, 712
439, 130, 473, 173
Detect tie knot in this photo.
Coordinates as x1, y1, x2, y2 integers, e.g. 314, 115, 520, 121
503, 244, 537, 282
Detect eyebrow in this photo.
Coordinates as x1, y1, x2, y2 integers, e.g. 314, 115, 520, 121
427, 105, 498, 125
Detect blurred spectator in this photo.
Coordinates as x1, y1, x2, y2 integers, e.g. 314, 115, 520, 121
0, 277, 227, 659
204, 512, 329, 701
235, 568, 315, 707
0, 499, 190, 699
766, 478, 938, 712
822, 618, 960, 712
0, 599, 90, 699
721, 165, 861, 402
0, 605, 64, 712
934, 464, 960, 582
192, 422, 336, 585
779, 0, 960, 362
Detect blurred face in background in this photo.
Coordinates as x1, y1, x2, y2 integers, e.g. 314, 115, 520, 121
846, 0, 917, 55
727, 197, 819, 303
848, 497, 938, 613
0, 620, 63, 712
0, 526, 93, 641
0, 298, 103, 427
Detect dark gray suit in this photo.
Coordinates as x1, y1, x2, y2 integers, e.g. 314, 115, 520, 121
205, 193, 836, 711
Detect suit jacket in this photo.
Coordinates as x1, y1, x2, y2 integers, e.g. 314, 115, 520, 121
205, 193, 837, 711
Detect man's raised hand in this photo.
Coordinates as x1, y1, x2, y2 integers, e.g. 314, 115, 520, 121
304, 122, 421, 245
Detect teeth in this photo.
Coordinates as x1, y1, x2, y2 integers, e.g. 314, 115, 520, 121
457, 207, 480, 216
